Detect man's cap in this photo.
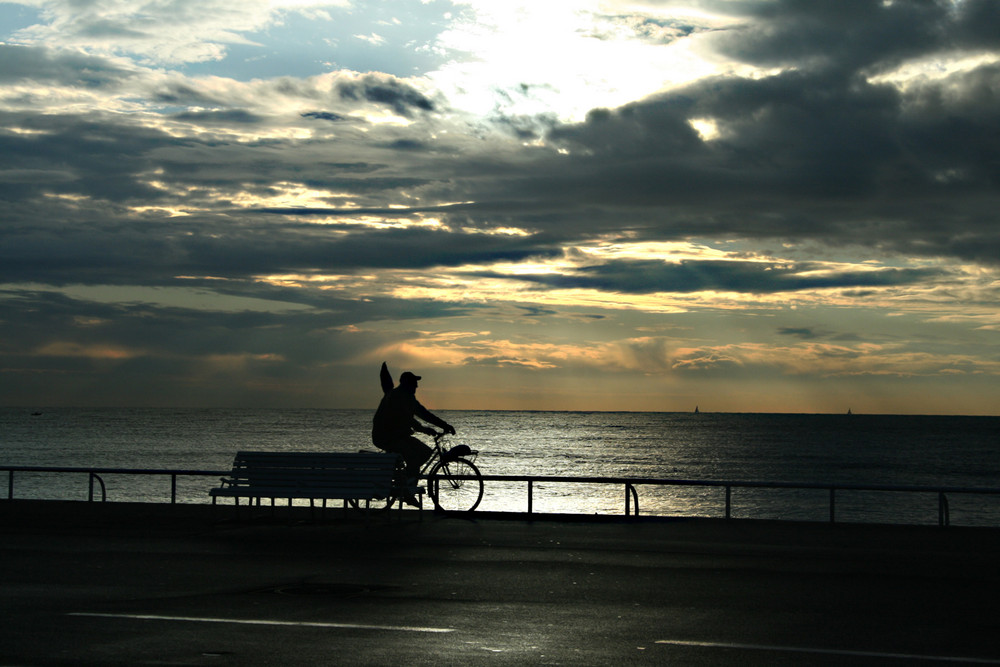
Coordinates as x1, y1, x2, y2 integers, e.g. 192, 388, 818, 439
399, 371, 422, 384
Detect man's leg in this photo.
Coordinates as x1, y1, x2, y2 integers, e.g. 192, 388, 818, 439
396, 437, 431, 506
398, 436, 432, 477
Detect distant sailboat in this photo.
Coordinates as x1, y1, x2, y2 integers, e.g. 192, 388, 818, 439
694, 406, 700, 414
847, 408, 852, 415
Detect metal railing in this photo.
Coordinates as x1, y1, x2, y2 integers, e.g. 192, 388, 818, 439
3, 466, 228, 504
5, 466, 1000, 526
478, 474, 1000, 526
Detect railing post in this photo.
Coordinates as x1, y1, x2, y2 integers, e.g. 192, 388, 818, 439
7, 470, 13, 500
88, 474, 107, 502
725, 485, 731, 519
829, 488, 836, 524
88, 473, 95, 502
171, 474, 177, 504
939, 492, 950, 527
624, 484, 640, 515
528, 480, 533, 514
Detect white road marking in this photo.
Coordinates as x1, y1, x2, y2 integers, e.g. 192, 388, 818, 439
69, 613, 454, 634
655, 639, 1000, 664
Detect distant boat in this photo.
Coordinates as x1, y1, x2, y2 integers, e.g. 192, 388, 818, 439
694, 406, 699, 414
31, 411, 42, 416
847, 408, 852, 415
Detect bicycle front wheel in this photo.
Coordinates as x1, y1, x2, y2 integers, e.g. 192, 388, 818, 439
428, 457, 483, 513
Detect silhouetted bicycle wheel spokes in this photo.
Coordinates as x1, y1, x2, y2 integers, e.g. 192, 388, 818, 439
428, 457, 483, 512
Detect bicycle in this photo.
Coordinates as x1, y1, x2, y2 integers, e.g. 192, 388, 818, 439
395, 432, 484, 513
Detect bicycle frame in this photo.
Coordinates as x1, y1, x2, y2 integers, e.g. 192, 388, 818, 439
408, 432, 484, 512
417, 432, 476, 477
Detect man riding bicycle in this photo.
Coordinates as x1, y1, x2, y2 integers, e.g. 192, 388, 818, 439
372, 363, 456, 506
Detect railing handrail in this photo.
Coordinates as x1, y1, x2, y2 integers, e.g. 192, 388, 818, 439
1, 466, 230, 475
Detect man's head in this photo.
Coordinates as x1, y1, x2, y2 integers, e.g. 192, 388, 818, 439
399, 371, 422, 388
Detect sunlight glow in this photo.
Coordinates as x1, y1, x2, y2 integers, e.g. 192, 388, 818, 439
34, 341, 140, 360
433, 1, 731, 121
227, 182, 353, 209
868, 51, 1000, 88
689, 117, 720, 141
580, 239, 732, 261
4, 127, 53, 136
129, 206, 191, 217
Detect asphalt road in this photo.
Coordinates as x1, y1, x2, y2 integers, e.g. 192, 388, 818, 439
3, 501, 1000, 666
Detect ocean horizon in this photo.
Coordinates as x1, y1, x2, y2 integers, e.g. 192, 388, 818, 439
3, 407, 999, 526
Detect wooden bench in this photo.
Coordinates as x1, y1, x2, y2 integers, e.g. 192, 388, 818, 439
209, 451, 408, 514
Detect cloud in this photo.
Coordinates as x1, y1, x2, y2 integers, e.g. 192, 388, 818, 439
171, 109, 264, 124
0, 206, 564, 286
777, 327, 820, 340
0, 44, 134, 86
335, 72, 436, 116
301, 110, 350, 122
9, 0, 282, 64
486, 260, 947, 295
1, 0, 999, 411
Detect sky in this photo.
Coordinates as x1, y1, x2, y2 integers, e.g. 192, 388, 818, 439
1, 0, 999, 414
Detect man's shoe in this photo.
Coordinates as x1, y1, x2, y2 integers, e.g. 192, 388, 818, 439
403, 494, 420, 508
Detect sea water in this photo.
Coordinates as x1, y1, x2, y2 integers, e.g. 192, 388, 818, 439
2, 408, 999, 526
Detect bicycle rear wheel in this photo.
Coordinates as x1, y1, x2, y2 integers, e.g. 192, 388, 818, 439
428, 457, 483, 512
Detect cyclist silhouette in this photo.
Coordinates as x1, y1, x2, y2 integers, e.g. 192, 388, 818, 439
372, 363, 455, 506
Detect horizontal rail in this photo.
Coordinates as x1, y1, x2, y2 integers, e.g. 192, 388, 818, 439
474, 474, 1000, 496
2, 466, 231, 476
4, 466, 1000, 525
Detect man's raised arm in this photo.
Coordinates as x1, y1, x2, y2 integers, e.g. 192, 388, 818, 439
379, 361, 394, 395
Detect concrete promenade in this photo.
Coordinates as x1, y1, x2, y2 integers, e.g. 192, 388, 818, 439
3, 500, 1000, 666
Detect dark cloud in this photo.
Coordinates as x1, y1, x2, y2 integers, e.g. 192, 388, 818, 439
517, 305, 558, 317
0, 212, 563, 286
0, 44, 132, 87
711, 0, 952, 74
777, 327, 820, 339
150, 81, 229, 106
494, 260, 947, 295
957, 0, 1000, 48
539, 63, 997, 210
0, 112, 174, 202
174, 225, 562, 275
171, 109, 264, 124
336, 73, 435, 116
301, 111, 350, 122
382, 139, 428, 151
